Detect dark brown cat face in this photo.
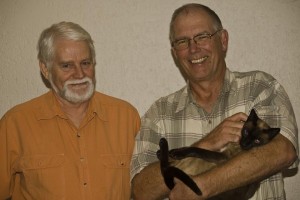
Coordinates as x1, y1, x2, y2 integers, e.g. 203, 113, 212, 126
240, 109, 280, 150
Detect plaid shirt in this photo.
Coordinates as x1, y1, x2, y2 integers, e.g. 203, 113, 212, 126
130, 68, 298, 200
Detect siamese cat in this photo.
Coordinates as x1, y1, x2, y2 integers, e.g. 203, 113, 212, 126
157, 109, 280, 199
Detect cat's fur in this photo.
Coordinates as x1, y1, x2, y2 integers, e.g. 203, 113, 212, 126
157, 109, 280, 199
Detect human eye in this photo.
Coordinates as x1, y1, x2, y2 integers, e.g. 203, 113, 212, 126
194, 33, 210, 42
173, 39, 188, 49
60, 63, 74, 72
81, 60, 93, 68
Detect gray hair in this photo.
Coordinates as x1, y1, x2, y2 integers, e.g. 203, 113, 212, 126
37, 21, 96, 68
169, 3, 223, 42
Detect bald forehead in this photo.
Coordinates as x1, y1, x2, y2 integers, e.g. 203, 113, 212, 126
175, 7, 212, 22
169, 5, 222, 41
172, 8, 215, 34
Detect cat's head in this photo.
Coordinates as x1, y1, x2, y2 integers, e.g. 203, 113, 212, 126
240, 109, 280, 150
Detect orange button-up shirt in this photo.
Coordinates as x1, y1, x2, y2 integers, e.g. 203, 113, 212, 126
0, 91, 140, 200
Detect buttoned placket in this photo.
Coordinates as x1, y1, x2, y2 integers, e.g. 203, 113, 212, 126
191, 102, 214, 135
202, 115, 213, 135
75, 112, 96, 199
76, 131, 88, 187
55, 115, 91, 199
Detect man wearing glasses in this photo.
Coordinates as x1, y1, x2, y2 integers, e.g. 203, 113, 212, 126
131, 3, 298, 200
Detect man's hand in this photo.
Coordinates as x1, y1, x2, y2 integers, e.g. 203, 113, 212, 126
193, 112, 248, 151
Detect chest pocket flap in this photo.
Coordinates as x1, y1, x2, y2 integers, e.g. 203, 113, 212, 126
16, 154, 65, 171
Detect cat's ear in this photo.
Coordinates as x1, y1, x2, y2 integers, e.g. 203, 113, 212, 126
248, 109, 259, 121
267, 128, 280, 139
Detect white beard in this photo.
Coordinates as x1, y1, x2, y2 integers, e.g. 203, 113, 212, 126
49, 75, 95, 104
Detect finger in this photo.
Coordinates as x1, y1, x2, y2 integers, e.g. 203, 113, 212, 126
220, 126, 242, 143
227, 120, 245, 129
229, 112, 248, 122
228, 132, 241, 142
231, 126, 244, 136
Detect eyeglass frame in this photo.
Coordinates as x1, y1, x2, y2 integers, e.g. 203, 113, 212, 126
171, 29, 223, 51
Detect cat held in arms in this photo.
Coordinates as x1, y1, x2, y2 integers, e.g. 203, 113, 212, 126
157, 109, 280, 200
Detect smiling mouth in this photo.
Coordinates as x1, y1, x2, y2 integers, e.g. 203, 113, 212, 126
69, 82, 88, 89
190, 56, 208, 64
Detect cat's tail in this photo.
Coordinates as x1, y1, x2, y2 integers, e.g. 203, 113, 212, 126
164, 166, 202, 195
157, 137, 202, 196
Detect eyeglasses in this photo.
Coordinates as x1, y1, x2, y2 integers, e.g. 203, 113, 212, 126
172, 29, 223, 51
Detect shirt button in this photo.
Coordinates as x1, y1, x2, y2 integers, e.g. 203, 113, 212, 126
83, 183, 87, 187
208, 120, 212, 124
80, 157, 85, 162
38, 160, 43, 166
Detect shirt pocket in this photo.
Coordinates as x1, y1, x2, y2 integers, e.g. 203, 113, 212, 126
15, 154, 65, 200
96, 154, 131, 200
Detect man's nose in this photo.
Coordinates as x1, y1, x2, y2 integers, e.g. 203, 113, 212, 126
73, 65, 84, 78
188, 39, 201, 53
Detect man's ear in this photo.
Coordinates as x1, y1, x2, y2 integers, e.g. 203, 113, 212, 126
220, 29, 229, 52
39, 61, 49, 80
171, 47, 178, 60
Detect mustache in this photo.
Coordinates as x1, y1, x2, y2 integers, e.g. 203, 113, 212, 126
65, 77, 93, 85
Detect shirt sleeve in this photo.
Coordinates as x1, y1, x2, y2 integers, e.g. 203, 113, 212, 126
0, 114, 14, 199
130, 105, 164, 181
251, 72, 299, 168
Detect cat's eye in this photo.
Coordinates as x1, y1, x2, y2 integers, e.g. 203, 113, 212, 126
243, 130, 248, 136
254, 139, 260, 144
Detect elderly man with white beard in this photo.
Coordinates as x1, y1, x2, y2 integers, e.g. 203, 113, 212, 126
0, 21, 140, 200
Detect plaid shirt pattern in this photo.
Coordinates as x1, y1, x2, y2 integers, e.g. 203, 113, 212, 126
130, 68, 298, 200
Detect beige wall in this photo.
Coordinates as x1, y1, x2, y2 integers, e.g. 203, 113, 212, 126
1, 0, 299, 199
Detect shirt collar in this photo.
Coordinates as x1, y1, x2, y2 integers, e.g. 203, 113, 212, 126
175, 68, 232, 113
36, 91, 108, 122
87, 92, 108, 122
35, 91, 66, 120
175, 85, 192, 113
